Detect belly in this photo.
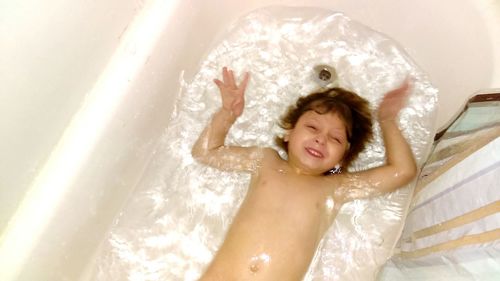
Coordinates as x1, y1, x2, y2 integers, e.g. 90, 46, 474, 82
200, 190, 328, 280
202, 228, 319, 281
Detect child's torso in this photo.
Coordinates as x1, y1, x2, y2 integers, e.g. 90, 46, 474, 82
200, 157, 343, 281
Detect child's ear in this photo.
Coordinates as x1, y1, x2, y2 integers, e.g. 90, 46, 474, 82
284, 131, 290, 142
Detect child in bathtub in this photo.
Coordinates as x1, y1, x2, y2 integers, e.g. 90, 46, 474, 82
192, 67, 417, 281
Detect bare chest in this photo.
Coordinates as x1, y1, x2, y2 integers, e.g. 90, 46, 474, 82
240, 169, 341, 235
206, 169, 341, 280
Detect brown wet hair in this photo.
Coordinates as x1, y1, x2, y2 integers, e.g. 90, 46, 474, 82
276, 87, 373, 169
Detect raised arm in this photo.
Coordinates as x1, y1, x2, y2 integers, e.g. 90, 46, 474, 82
192, 67, 266, 172
338, 78, 418, 201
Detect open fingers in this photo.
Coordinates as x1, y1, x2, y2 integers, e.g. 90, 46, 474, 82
228, 70, 237, 89
221, 67, 237, 89
220, 67, 250, 91
386, 77, 412, 100
213, 78, 224, 91
222, 67, 230, 86
396, 76, 412, 93
239, 72, 250, 91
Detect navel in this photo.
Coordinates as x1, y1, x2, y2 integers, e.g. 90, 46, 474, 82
248, 253, 271, 274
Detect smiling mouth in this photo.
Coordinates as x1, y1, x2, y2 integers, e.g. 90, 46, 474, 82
305, 147, 324, 158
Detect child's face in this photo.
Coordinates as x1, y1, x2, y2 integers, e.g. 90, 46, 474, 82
285, 110, 349, 175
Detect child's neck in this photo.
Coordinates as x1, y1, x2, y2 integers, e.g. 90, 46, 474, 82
285, 160, 324, 176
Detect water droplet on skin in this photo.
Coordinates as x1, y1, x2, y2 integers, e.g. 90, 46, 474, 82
325, 196, 335, 211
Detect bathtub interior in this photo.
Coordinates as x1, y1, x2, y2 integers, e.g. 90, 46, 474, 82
0, 0, 499, 281
86, 6, 442, 280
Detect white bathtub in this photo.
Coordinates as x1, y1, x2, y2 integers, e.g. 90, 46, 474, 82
0, 0, 499, 280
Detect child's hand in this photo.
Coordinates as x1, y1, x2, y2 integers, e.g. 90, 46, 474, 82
214, 67, 250, 117
377, 77, 412, 122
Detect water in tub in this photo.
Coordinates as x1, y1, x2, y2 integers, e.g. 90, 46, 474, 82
89, 6, 437, 281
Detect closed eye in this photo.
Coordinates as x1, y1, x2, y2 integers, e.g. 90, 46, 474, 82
306, 125, 317, 131
328, 135, 342, 144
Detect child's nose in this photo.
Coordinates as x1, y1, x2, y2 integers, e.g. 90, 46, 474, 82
315, 134, 326, 145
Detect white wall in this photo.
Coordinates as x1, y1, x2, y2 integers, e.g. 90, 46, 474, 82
0, 0, 140, 232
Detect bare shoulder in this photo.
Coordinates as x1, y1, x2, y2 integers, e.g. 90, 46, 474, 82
258, 147, 283, 165
324, 172, 380, 203
259, 147, 281, 158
